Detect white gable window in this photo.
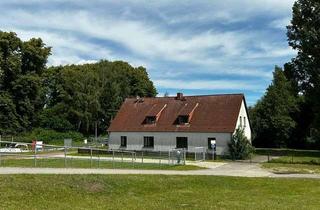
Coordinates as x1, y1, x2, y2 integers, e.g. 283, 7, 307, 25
244, 117, 246, 127
240, 116, 242, 128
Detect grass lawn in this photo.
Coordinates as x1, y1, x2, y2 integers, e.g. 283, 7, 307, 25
0, 158, 203, 170
0, 175, 320, 210
262, 162, 320, 174
269, 156, 320, 165
262, 155, 320, 174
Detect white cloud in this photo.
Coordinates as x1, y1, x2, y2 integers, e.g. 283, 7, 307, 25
0, 0, 296, 101
154, 79, 264, 91
270, 17, 292, 29
0, 9, 249, 64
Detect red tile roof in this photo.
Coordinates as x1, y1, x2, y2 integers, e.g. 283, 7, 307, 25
108, 94, 245, 133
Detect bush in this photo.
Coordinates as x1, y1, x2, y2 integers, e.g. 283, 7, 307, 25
228, 129, 254, 160
16, 128, 84, 144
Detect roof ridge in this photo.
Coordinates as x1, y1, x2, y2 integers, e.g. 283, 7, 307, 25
127, 93, 244, 100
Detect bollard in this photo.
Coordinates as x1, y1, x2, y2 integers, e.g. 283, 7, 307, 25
142, 151, 144, 163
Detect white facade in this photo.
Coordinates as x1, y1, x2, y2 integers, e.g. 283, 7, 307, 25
109, 131, 232, 155
109, 99, 251, 155
234, 100, 252, 141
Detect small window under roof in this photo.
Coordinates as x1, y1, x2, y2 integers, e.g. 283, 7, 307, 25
175, 102, 199, 125
144, 116, 157, 124
177, 115, 189, 125
143, 104, 167, 125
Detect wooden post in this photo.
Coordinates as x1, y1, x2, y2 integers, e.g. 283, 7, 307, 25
90, 148, 93, 168
34, 145, 37, 167
64, 147, 67, 168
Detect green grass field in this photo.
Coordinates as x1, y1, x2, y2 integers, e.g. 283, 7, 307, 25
262, 155, 320, 174
262, 162, 320, 174
269, 156, 320, 165
0, 175, 320, 210
0, 158, 202, 170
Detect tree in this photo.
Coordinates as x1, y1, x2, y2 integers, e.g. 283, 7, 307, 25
0, 31, 157, 136
0, 92, 21, 134
0, 31, 51, 134
41, 60, 157, 135
228, 128, 254, 160
285, 0, 320, 144
250, 67, 298, 148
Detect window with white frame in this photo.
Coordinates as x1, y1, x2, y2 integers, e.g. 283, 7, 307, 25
244, 116, 246, 127
143, 136, 154, 148
120, 136, 127, 147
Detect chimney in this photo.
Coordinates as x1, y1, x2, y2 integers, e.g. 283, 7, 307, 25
176, 92, 184, 100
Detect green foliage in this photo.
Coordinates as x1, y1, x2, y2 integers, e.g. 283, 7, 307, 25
228, 128, 254, 160
250, 67, 298, 148
284, 0, 320, 146
0, 31, 51, 134
0, 31, 157, 136
17, 128, 84, 144
0, 92, 21, 134
41, 60, 157, 134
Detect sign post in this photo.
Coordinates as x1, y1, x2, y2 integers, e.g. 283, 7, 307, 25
211, 140, 216, 160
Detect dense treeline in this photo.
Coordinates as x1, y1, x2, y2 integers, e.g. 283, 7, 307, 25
250, 0, 320, 149
0, 31, 156, 136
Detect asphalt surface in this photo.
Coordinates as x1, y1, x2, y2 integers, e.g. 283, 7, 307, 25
1, 162, 320, 179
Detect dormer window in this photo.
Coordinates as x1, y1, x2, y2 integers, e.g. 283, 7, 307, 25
177, 115, 189, 125
145, 116, 156, 124
143, 104, 167, 125
175, 102, 198, 126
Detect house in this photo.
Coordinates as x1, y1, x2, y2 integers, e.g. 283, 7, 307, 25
108, 93, 251, 155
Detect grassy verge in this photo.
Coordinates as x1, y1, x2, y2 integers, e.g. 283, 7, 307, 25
262, 162, 320, 174
1, 175, 320, 210
0, 158, 203, 170
269, 156, 320, 165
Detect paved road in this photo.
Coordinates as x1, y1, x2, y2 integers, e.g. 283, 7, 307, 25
1, 162, 320, 179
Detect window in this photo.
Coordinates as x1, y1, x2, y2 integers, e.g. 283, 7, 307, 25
143, 136, 154, 148
144, 116, 156, 124
120, 136, 127, 147
177, 115, 189, 125
176, 137, 188, 149
208, 138, 216, 149
240, 116, 242, 127
244, 117, 246, 127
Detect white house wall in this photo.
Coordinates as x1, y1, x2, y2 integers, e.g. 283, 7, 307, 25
109, 132, 232, 155
234, 100, 252, 141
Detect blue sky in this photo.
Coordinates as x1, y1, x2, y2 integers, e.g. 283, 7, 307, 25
0, 0, 297, 105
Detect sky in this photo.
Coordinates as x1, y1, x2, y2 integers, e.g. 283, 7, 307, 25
0, 0, 297, 105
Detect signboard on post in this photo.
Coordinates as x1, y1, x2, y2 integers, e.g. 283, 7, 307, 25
211, 140, 216, 160
64, 139, 72, 147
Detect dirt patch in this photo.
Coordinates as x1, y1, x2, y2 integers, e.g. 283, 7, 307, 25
84, 182, 105, 193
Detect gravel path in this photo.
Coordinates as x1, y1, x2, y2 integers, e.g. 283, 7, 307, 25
1, 162, 320, 179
